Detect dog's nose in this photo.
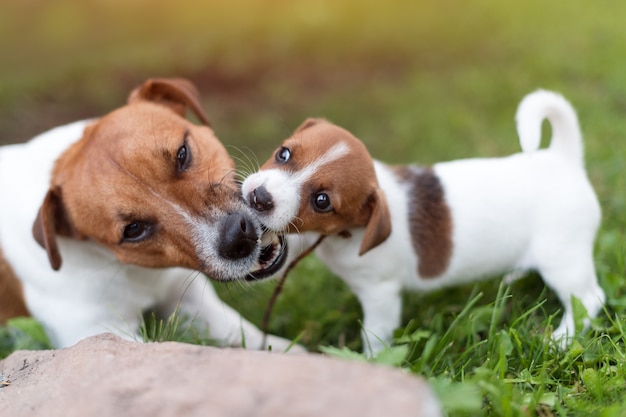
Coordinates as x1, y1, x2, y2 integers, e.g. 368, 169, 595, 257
218, 213, 258, 260
248, 185, 274, 212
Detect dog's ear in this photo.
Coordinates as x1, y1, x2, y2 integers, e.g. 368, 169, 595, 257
359, 188, 392, 256
128, 78, 211, 126
294, 118, 326, 133
32, 188, 77, 271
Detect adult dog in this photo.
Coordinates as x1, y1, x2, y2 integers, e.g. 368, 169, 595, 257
0, 78, 291, 350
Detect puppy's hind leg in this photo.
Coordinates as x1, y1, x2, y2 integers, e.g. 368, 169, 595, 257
537, 250, 605, 346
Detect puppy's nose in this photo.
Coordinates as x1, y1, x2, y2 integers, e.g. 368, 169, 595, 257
219, 213, 258, 260
249, 185, 274, 212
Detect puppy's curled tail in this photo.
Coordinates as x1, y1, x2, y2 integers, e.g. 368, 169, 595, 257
516, 89, 583, 165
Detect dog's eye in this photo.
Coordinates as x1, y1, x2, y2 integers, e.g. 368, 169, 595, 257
275, 147, 291, 164
312, 193, 332, 213
177, 143, 191, 171
122, 222, 153, 243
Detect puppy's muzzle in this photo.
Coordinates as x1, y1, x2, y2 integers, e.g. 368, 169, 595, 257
218, 213, 258, 260
248, 185, 274, 212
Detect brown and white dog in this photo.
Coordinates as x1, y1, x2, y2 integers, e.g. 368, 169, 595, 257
242, 90, 605, 355
0, 78, 292, 350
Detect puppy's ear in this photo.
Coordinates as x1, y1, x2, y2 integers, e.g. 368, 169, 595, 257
128, 78, 211, 126
294, 118, 326, 133
32, 188, 77, 271
359, 188, 392, 255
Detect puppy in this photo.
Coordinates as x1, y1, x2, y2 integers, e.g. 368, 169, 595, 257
0, 78, 292, 350
242, 90, 605, 355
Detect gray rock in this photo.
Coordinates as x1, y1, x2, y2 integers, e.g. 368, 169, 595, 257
0, 333, 441, 417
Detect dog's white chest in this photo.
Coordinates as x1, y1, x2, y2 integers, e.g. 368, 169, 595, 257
0, 121, 91, 275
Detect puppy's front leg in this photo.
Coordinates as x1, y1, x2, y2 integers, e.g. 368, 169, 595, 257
354, 281, 403, 357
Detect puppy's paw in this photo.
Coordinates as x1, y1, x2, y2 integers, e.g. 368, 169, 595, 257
502, 269, 528, 285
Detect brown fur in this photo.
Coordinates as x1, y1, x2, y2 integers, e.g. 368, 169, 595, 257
259, 118, 451, 273
31, 78, 240, 275
0, 246, 30, 323
392, 166, 453, 278
261, 119, 392, 255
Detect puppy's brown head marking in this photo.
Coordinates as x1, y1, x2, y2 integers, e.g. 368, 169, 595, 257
32, 78, 246, 277
392, 166, 453, 278
260, 118, 392, 255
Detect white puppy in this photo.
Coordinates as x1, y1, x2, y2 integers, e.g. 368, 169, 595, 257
242, 90, 605, 355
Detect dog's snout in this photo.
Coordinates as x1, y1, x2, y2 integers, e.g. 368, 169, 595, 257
219, 213, 258, 260
249, 185, 274, 212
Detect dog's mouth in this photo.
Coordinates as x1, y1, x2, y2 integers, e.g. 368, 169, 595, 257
247, 232, 288, 281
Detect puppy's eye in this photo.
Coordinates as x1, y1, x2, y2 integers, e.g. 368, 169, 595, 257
177, 143, 191, 171
312, 193, 332, 213
275, 147, 291, 164
122, 222, 154, 243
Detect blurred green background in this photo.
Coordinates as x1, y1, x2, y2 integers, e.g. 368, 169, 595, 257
2, 0, 626, 162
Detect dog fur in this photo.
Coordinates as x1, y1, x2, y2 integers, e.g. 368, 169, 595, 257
242, 90, 605, 355
0, 78, 292, 350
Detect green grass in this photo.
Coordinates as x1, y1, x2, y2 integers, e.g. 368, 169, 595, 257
1, 1, 626, 415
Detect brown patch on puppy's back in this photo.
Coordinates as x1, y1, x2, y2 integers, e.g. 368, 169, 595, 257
392, 166, 453, 278
0, 247, 30, 323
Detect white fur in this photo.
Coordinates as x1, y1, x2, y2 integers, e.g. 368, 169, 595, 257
0, 121, 294, 350
242, 169, 301, 232
248, 90, 605, 355
241, 142, 350, 232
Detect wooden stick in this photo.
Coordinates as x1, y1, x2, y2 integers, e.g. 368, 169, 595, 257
262, 234, 327, 350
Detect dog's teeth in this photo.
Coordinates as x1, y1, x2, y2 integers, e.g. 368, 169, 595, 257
260, 232, 275, 247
